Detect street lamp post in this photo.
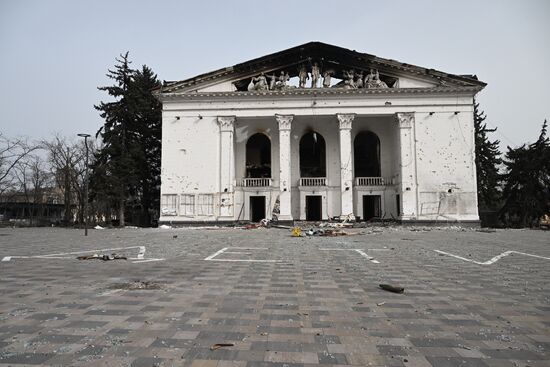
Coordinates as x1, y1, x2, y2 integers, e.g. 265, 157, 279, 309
77, 133, 91, 236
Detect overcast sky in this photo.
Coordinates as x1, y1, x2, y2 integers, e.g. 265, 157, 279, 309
1, 0, 548, 151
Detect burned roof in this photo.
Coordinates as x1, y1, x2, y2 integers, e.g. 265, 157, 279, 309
157, 41, 486, 95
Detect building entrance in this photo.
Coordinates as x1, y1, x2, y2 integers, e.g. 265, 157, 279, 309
250, 196, 266, 222
306, 195, 322, 221
363, 195, 381, 221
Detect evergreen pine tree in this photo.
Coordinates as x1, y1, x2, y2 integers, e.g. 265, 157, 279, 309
92, 52, 139, 227
473, 100, 502, 210
128, 65, 162, 226
91, 53, 162, 227
500, 120, 550, 227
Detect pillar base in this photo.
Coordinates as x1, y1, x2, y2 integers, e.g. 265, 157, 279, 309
277, 214, 293, 221
339, 214, 357, 222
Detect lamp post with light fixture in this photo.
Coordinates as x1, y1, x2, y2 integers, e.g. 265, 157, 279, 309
77, 133, 91, 236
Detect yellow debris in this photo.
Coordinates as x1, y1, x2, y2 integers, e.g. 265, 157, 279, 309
291, 227, 302, 237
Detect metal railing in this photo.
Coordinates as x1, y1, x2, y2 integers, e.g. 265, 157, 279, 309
237, 178, 273, 187
355, 177, 393, 186
299, 177, 327, 186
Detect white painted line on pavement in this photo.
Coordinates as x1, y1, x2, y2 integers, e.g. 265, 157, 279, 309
354, 249, 380, 264
204, 247, 280, 262
434, 250, 550, 265
2, 245, 164, 264
32, 246, 145, 257
132, 258, 165, 264
320, 248, 381, 264
319, 248, 389, 251
207, 259, 280, 263
204, 247, 229, 260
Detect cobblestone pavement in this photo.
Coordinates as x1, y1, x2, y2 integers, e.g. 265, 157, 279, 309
0, 226, 549, 367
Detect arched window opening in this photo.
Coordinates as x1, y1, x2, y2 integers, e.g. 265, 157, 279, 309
299, 131, 326, 177
354, 131, 381, 177
246, 133, 271, 178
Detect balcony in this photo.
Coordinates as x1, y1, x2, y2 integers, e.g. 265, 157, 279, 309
355, 177, 394, 186
299, 177, 327, 186
237, 178, 273, 187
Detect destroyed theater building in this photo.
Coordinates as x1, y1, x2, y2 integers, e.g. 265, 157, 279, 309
155, 42, 486, 224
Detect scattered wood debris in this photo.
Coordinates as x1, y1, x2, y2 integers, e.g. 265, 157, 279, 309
210, 343, 234, 351
379, 284, 405, 294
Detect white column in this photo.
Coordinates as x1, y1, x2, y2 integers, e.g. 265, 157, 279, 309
217, 116, 236, 219
337, 113, 355, 219
276, 114, 294, 221
396, 112, 418, 220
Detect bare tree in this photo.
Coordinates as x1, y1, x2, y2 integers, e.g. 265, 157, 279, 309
0, 133, 39, 196
12, 154, 51, 225
71, 139, 96, 224
43, 135, 78, 224
43, 135, 96, 225
29, 156, 52, 224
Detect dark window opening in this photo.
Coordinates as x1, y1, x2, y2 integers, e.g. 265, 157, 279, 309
246, 133, 271, 178
354, 131, 381, 177
300, 131, 326, 177
250, 196, 266, 222
306, 195, 322, 221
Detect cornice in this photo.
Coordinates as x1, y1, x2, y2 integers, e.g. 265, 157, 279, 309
158, 86, 482, 101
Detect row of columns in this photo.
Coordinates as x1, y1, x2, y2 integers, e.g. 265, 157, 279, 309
217, 112, 417, 221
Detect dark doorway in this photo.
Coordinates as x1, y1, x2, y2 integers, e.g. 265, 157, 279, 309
250, 196, 266, 222
246, 133, 271, 178
396, 194, 401, 217
363, 195, 381, 221
306, 195, 322, 221
299, 131, 326, 177
354, 131, 381, 177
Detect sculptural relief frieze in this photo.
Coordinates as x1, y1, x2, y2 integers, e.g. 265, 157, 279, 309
243, 62, 395, 92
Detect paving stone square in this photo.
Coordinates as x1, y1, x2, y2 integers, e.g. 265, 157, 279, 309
0, 226, 548, 366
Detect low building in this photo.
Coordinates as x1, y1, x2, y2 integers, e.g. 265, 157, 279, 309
0, 188, 65, 226
155, 42, 485, 224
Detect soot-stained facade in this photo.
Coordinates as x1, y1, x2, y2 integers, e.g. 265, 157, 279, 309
155, 42, 486, 224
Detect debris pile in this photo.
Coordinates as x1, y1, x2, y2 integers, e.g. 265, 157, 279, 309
77, 254, 127, 261
242, 218, 272, 230
290, 222, 361, 237
109, 280, 163, 290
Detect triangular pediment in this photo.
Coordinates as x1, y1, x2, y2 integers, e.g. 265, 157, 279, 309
159, 42, 485, 95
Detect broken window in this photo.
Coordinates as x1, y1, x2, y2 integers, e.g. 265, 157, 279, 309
354, 131, 381, 177
300, 131, 326, 177
246, 133, 271, 178
161, 194, 177, 216
197, 194, 214, 216
180, 194, 195, 216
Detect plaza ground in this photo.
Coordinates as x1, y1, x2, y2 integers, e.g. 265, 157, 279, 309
0, 226, 549, 367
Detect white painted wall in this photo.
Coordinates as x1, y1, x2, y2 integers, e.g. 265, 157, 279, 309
159, 91, 479, 223
160, 112, 219, 220
414, 109, 478, 221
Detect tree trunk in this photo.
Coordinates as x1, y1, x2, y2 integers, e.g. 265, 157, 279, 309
119, 197, 125, 227
63, 152, 71, 224
141, 181, 151, 227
